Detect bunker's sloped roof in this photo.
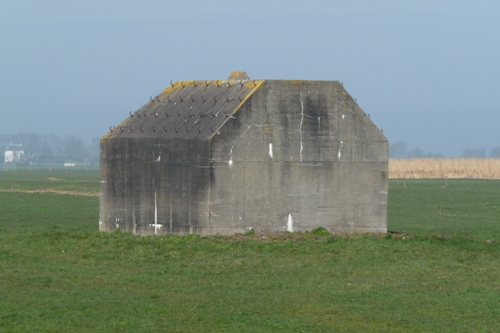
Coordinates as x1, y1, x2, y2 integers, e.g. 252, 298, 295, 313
105, 77, 264, 140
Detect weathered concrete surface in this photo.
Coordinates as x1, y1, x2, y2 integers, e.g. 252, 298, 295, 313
100, 74, 388, 235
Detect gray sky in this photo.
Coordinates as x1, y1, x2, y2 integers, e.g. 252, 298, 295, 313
1, 0, 498, 156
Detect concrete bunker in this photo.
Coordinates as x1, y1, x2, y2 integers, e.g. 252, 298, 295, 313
100, 72, 388, 235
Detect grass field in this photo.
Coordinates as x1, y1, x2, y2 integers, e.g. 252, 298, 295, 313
0, 166, 99, 196
0, 168, 499, 332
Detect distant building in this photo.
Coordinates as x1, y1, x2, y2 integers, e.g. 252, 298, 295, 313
4, 144, 24, 163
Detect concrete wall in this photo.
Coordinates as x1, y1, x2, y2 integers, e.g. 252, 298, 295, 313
100, 80, 388, 235
208, 81, 387, 234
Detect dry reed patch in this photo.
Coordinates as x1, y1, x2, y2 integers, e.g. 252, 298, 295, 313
389, 158, 500, 179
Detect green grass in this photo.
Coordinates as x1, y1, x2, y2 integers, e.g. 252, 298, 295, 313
389, 179, 500, 240
0, 166, 99, 194
0, 174, 499, 332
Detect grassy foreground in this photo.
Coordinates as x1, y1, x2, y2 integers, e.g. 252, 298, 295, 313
0, 170, 499, 332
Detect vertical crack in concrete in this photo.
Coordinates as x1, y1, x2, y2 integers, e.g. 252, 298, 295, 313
150, 165, 162, 235
287, 213, 294, 232
154, 191, 158, 235
299, 92, 304, 162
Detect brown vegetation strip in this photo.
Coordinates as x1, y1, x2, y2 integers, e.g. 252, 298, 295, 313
0, 189, 99, 197
389, 158, 500, 179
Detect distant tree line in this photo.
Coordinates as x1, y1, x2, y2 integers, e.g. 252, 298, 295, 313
390, 141, 500, 158
0, 133, 99, 165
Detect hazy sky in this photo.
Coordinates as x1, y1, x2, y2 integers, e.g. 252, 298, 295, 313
1, 0, 498, 156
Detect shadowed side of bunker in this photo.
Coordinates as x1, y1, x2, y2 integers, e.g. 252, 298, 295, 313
100, 138, 211, 235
